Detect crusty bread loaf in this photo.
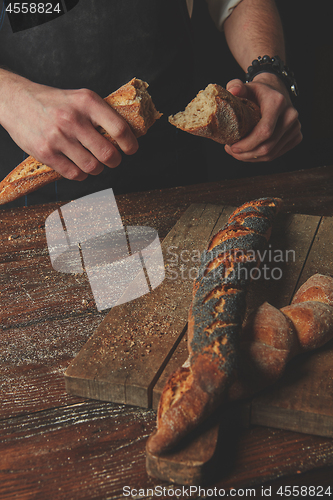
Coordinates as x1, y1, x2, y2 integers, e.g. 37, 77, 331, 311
0, 157, 63, 206
101, 78, 161, 141
147, 271, 333, 456
168, 84, 261, 145
146, 197, 282, 456
291, 273, 333, 307
229, 274, 333, 400
0, 78, 161, 206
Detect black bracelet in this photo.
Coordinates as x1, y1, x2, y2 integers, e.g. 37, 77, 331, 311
245, 55, 299, 100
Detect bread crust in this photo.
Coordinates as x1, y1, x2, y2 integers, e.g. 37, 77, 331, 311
168, 84, 261, 145
292, 273, 333, 307
0, 157, 62, 205
0, 78, 161, 206
146, 198, 282, 456
147, 207, 333, 456
103, 78, 162, 138
281, 301, 333, 351
230, 277, 333, 399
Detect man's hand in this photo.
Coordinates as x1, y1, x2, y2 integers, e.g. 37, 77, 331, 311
0, 70, 139, 180
224, 74, 302, 162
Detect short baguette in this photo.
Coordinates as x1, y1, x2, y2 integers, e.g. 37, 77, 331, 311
229, 274, 333, 400
0, 78, 161, 205
168, 84, 261, 145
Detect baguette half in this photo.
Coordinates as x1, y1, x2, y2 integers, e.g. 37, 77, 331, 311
168, 84, 260, 145
0, 78, 161, 205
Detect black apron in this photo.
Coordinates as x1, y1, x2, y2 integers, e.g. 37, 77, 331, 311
0, 0, 205, 207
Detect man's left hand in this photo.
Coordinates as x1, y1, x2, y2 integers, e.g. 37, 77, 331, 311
225, 73, 302, 162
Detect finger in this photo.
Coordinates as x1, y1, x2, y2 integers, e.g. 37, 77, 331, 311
99, 111, 139, 155
230, 91, 287, 155
273, 129, 303, 158
243, 109, 300, 161
76, 124, 123, 169
231, 99, 299, 159
225, 119, 302, 162
226, 110, 299, 161
226, 79, 248, 98
61, 142, 106, 176
48, 126, 119, 175
45, 153, 89, 181
256, 120, 303, 161
86, 94, 139, 155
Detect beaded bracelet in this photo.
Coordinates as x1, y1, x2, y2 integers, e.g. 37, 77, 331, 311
245, 55, 299, 100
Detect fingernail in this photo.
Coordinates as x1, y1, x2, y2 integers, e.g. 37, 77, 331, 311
232, 146, 242, 154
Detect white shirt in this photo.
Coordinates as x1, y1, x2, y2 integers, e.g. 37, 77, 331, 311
186, 0, 243, 30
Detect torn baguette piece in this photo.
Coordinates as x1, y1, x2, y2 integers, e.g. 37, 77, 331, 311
0, 78, 161, 206
168, 84, 260, 145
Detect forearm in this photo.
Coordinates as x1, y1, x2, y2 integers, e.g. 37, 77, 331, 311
0, 68, 34, 128
223, 0, 286, 71
222, 0, 302, 162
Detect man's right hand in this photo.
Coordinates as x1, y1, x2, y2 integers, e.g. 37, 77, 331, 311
0, 70, 139, 180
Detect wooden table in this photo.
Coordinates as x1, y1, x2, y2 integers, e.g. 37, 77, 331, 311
1, 165, 333, 500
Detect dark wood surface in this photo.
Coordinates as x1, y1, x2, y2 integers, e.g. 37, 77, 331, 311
1, 165, 333, 499
64, 204, 235, 408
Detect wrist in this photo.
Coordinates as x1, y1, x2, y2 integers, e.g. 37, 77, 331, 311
251, 72, 290, 99
245, 55, 298, 102
0, 70, 38, 128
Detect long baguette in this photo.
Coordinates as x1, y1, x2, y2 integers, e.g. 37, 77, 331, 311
168, 84, 261, 145
146, 197, 282, 455
0, 78, 161, 205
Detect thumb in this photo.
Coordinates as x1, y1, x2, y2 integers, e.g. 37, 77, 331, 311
226, 79, 248, 98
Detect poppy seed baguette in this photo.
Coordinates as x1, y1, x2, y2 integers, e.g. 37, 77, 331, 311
0, 78, 161, 205
146, 197, 282, 456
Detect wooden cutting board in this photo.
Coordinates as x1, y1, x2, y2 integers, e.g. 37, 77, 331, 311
64, 204, 236, 407
64, 204, 333, 447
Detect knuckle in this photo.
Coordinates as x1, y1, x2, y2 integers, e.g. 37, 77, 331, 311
82, 157, 100, 173
112, 119, 129, 140
226, 78, 242, 89
270, 91, 287, 111
35, 142, 54, 163
75, 88, 96, 106
66, 169, 87, 181
53, 107, 76, 129
289, 108, 300, 124
98, 146, 117, 164
259, 123, 274, 142
126, 140, 139, 155
258, 143, 272, 157
275, 92, 286, 107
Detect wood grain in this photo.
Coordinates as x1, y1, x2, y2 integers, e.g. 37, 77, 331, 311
64, 204, 233, 407
1, 166, 333, 498
1, 401, 333, 499
251, 215, 333, 437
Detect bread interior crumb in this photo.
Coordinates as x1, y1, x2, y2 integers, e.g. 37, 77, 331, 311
170, 85, 217, 127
